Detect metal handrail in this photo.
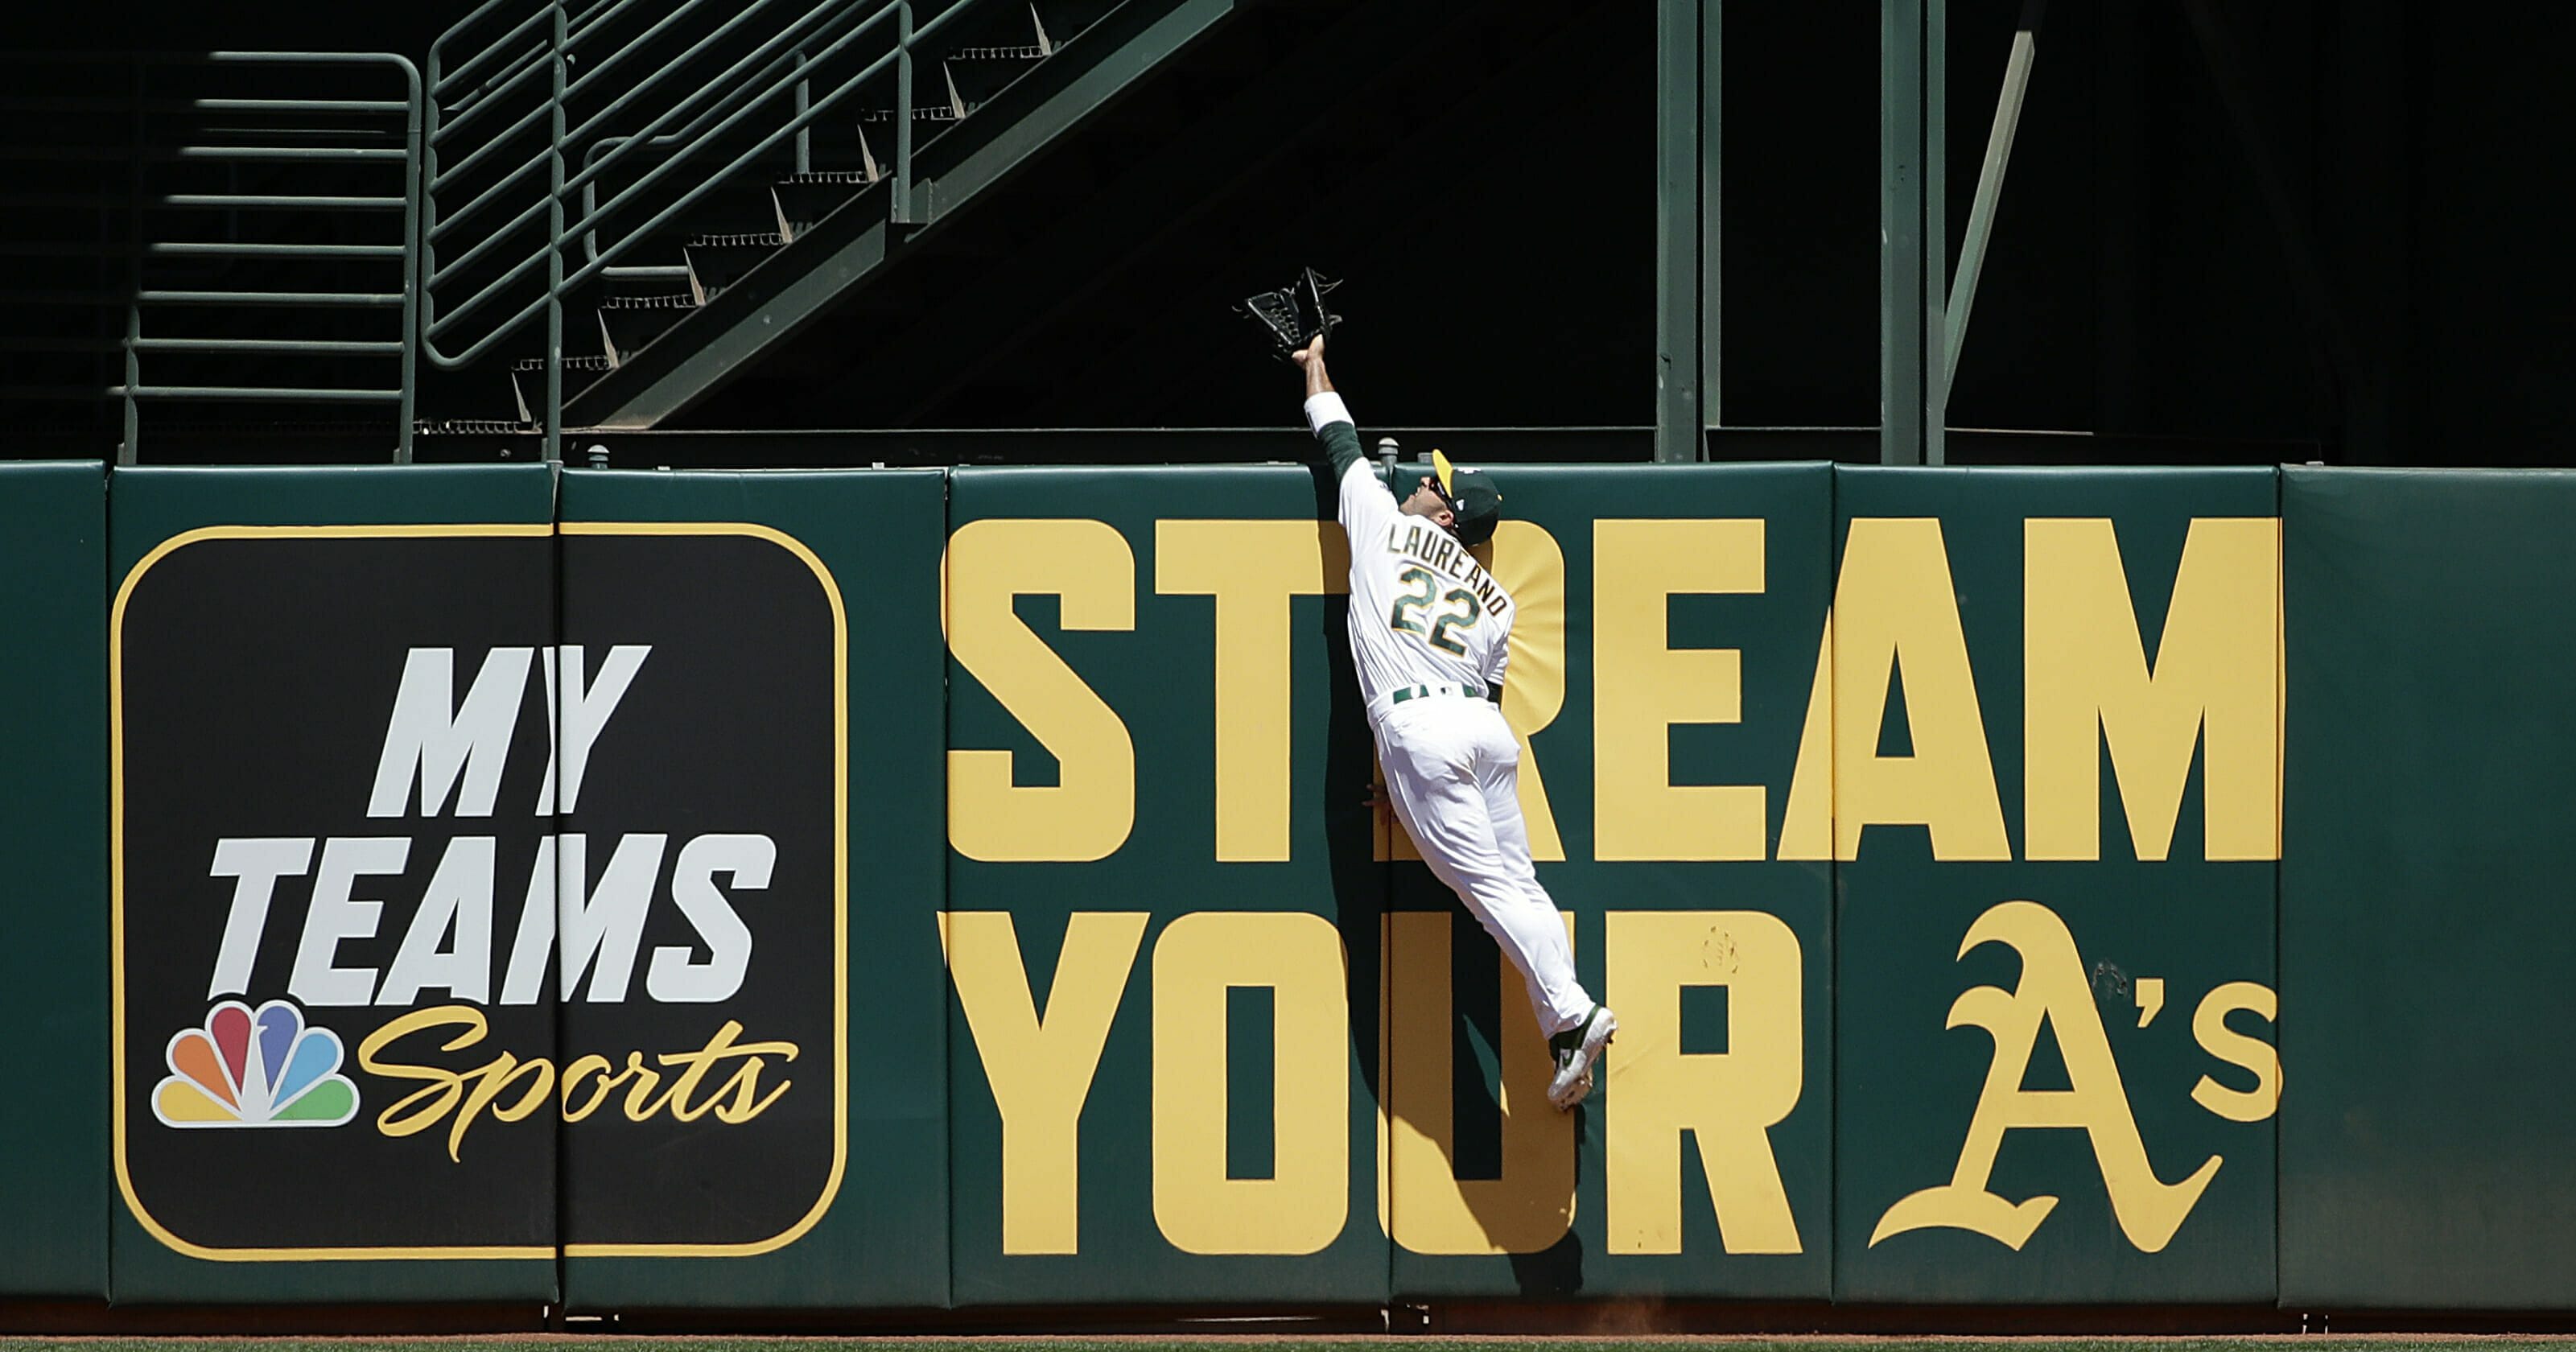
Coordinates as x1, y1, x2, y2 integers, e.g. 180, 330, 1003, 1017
420, 0, 1021, 458
579, 41, 823, 262
427, 0, 859, 282
428, 0, 825, 267
431, 5, 876, 326
0, 51, 422, 463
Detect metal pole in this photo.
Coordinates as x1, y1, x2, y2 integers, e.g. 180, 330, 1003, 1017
794, 50, 812, 176
1700, 0, 1722, 435
1653, 0, 1700, 464
122, 58, 144, 466
1922, 0, 1946, 466
894, 2, 915, 226
1944, 0, 2042, 398
422, 42, 445, 353
398, 59, 423, 464
1879, 0, 1924, 465
546, 1, 567, 464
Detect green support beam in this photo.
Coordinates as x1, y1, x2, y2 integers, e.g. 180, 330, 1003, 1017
1880, 0, 1944, 465
1945, 0, 2043, 397
1700, 0, 1722, 433
1653, 0, 1704, 463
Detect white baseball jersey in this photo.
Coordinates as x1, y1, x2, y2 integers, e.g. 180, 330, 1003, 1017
1305, 393, 1516, 710
1305, 391, 1597, 1041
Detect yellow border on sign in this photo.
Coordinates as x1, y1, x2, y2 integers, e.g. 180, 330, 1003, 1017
110, 521, 850, 1263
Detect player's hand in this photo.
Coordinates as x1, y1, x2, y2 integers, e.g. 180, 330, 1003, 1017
1361, 780, 1388, 811
1291, 333, 1325, 368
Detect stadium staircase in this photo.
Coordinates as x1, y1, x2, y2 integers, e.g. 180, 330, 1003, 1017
419, 0, 1260, 457
0, 1, 1251, 460
1, 0, 1612, 462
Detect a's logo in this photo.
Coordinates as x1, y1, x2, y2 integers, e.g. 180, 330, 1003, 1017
152, 1000, 358, 1129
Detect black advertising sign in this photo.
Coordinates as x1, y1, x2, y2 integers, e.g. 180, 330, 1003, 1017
114, 523, 843, 1259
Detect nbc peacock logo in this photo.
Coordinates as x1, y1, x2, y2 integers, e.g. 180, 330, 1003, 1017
151, 1000, 360, 1129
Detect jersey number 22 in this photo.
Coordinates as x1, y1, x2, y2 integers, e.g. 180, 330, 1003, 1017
1389, 565, 1482, 656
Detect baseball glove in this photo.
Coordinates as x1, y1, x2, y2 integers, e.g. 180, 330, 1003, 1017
1236, 266, 1343, 361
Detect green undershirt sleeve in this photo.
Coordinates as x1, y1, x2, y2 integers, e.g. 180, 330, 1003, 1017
1317, 418, 1364, 478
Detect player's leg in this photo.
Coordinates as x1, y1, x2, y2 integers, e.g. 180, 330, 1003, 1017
1468, 723, 1593, 1034
1473, 708, 1616, 1109
1379, 707, 1589, 1033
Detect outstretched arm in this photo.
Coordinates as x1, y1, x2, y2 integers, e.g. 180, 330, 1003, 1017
1292, 335, 1364, 477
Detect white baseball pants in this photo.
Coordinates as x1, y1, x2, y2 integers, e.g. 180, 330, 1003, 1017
1374, 695, 1596, 1037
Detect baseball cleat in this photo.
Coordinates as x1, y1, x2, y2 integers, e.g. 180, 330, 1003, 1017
1547, 1004, 1617, 1111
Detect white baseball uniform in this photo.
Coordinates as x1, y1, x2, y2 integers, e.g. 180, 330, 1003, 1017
1306, 391, 1597, 1038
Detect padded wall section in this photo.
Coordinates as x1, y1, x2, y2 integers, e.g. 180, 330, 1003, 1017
942, 466, 1391, 1305
43, 458, 2576, 1313
0, 463, 109, 1298
1383, 464, 1834, 1300
106, 467, 559, 1303
1831, 468, 2282, 1303
2278, 468, 2576, 1309
554, 469, 950, 1309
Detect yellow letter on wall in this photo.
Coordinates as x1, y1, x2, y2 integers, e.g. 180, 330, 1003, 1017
1483, 521, 1569, 860
1593, 519, 1769, 861
1605, 910, 1804, 1255
1869, 901, 2219, 1253
941, 910, 1148, 1255
2190, 981, 2282, 1122
1832, 517, 2010, 860
1777, 616, 1836, 860
2024, 517, 2282, 861
1154, 520, 1346, 862
1152, 911, 1351, 1255
946, 519, 1137, 861
1382, 910, 1575, 1254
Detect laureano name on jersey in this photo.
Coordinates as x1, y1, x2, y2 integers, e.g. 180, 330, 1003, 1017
1337, 450, 1517, 707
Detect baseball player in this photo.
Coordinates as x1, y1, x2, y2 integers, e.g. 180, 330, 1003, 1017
1292, 332, 1615, 1110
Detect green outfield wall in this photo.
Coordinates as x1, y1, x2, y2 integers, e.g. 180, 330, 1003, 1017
0, 460, 2562, 1314
2277, 469, 2576, 1309
0, 464, 108, 1300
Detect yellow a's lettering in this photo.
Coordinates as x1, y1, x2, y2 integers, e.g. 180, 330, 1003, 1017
1605, 910, 1803, 1255
2025, 517, 2282, 861
1832, 518, 2009, 860
1155, 521, 1347, 862
946, 519, 1136, 862
1593, 520, 1768, 861
1778, 616, 1836, 859
1381, 910, 1574, 1255
1485, 521, 1568, 860
1871, 901, 2219, 1252
942, 910, 1148, 1255
2191, 981, 2281, 1122
1152, 911, 1350, 1255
